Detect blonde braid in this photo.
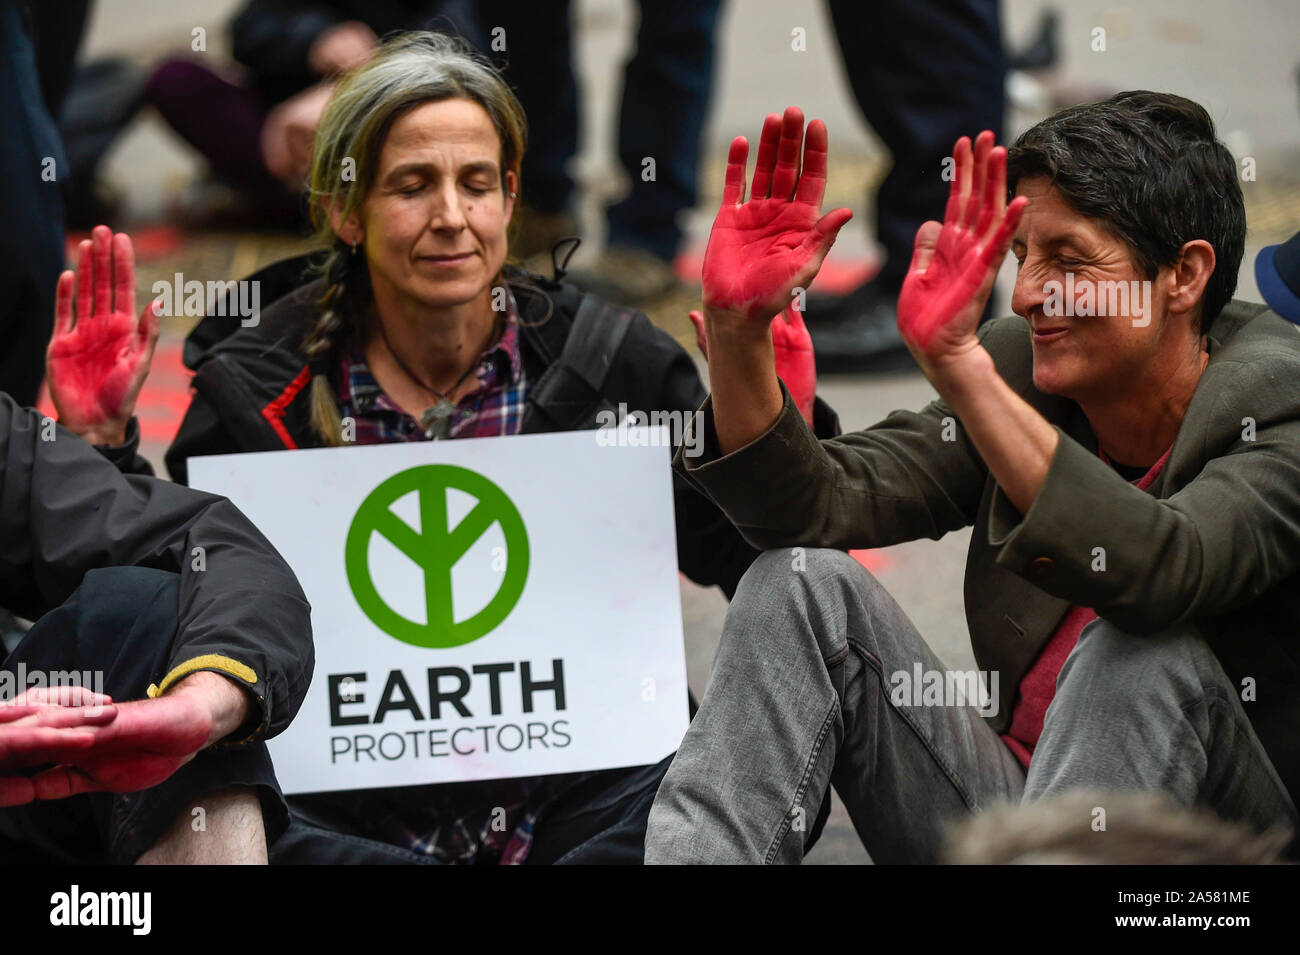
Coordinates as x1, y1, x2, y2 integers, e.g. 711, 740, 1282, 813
301, 247, 364, 446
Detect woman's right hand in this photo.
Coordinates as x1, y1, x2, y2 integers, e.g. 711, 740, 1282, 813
697, 107, 849, 454
45, 226, 160, 447
700, 106, 852, 326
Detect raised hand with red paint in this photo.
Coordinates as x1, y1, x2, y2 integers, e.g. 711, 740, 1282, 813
697, 107, 848, 453
689, 304, 816, 427
702, 107, 853, 321
46, 225, 160, 447
897, 131, 1027, 374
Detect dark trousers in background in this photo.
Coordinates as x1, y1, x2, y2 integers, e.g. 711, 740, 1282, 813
0, 567, 287, 865
0, 0, 65, 407
478, 0, 721, 261
827, 0, 1005, 293
143, 59, 303, 226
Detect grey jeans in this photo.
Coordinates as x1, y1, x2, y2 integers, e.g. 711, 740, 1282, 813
646, 548, 1298, 864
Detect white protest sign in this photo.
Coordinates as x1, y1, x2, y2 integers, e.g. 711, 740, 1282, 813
188, 429, 688, 794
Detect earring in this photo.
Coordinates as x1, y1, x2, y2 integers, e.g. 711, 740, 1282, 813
509, 192, 517, 199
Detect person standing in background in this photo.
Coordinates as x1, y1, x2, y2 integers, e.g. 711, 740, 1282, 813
0, 0, 70, 406
807, 0, 1006, 371
478, 0, 722, 307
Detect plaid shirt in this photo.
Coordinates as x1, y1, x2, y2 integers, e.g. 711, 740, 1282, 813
334, 296, 573, 864
337, 305, 529, 445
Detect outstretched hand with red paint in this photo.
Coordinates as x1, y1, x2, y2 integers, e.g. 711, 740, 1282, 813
26, 673, 234, 801
702, 107, 853, 321
46, 225, 160, 447
0, 687, 117, 807
897, 131, 1027, 374
690, 304, 816, 427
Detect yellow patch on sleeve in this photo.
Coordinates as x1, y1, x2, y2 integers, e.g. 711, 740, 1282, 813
146, 654, 259, 698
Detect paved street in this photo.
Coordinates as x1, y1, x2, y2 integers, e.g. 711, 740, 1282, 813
66, 0, 1300, 864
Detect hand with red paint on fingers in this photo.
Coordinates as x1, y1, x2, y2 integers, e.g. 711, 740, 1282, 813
702, 107, 853, 323
0, 687, 117, 807
897, 131, 1028, 380
46, 225, 160, 447
700, 107, 850, 453
689, 303, 816, 427
29, 671, 246, 801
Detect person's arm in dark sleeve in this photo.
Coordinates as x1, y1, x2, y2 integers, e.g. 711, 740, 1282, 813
673, 322, 1017, 554
0, 394, 313, 742
673, 391, 843, 599
985, 354, 1300, 633
616, 317, 770, 599
230, 0, 341, 97
80, 387, 243, 485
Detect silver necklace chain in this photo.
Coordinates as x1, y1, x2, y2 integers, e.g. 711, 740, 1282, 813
376, 315, 500, 439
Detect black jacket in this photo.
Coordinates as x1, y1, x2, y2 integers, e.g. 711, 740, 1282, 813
0, 393, 313, 742
109, 260, 839, 600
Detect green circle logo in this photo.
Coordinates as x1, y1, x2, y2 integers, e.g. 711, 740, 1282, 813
345, 465, 529, 648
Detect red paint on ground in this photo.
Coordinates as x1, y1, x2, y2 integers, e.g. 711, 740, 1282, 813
850, 549, 890, 573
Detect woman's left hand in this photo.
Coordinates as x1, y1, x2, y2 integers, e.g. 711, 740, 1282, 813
897, 131, 1027, 377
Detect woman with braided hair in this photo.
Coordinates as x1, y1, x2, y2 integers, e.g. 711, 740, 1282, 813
44, 31, 838, 863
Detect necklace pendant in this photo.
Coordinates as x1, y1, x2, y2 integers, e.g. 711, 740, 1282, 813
420, 398, 457, 440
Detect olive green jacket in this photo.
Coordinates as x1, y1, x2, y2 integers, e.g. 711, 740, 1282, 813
677, 300, 1300, 806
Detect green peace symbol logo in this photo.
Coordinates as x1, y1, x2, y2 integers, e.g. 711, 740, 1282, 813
345, 465, 529, 648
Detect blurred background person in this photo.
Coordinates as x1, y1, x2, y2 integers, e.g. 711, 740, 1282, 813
804, 0, 1007, 371
62, 0, 487, 230
0, 0, 81, 406
478, 0, 722, 307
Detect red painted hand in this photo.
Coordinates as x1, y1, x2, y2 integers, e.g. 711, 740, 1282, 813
897, 131, 1027, 370
690, 303, 816, 427
0, 687, 117, 807
46, 225, 160, 447
29, 690, 214, 800
702, 107, 853, 322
